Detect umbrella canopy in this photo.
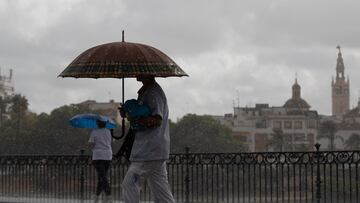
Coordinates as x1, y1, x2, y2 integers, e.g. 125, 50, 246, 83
58, 41, 188, 78
69, 114, 117, 129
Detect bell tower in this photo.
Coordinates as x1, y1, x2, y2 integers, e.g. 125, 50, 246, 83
332, 45, 350, 118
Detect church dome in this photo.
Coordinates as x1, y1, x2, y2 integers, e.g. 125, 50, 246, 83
283, 98, 310, 110
283, 77, 311, 111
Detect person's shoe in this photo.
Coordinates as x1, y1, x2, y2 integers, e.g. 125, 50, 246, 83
103, 195, 112, 203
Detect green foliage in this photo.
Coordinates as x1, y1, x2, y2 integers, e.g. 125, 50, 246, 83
30, 104, 93, 154
170, 114, 244, 153
0, 101, 93, 155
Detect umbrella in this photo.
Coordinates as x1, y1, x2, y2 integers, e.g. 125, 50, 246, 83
58, 32, 188, 78
69, 114, 117, 129
59, 31, 188, 138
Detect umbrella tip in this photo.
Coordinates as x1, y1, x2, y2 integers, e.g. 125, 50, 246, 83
122, 30, 125, 42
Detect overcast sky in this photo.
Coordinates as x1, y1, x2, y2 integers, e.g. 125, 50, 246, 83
1, 0, 360, 120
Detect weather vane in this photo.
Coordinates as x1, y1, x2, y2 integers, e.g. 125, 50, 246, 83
336, 45, 341, 53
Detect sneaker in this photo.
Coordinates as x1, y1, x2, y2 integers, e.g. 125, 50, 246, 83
103, 195, 112, 203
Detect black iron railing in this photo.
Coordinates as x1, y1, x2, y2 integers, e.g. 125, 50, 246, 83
0, 145, 359, 203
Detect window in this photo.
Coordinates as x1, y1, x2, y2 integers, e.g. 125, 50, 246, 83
307, 119, 316, 129
273, 120, 282, 129
284, 121, 292, 129
256, 119, 267, 128
307, 133, 314, 141
237, 135, 248, 142
294, 121, 302, 129
294, 133, 305, 141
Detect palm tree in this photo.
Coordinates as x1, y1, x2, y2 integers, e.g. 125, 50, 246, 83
345, 133, 360, 150
268, 128, 286, 151
318, 120, 340, 150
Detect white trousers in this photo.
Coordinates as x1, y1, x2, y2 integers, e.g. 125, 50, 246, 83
122, 161, 175, 203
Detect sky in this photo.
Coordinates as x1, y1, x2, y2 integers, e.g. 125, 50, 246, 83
1, 0, 360, 120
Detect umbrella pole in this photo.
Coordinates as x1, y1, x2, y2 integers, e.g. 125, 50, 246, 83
113, 78, 126, 140
122, 77, 125, 136
121, 31, 125, 137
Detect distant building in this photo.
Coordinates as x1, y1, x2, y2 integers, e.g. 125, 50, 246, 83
79, 99, 121, 124
343, 99, 360, 124
214, 79, 318, 152
328, 99, 360, 149
0, 69, 15, 125
0, 69, 14, 98
332, 46, 350, 119
316, 46, 357, 150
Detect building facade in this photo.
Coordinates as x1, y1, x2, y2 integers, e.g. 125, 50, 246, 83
79, 99, 121, 124
214, 79, 318, 152
0, 69, 15, 125
0, 69, 14, 98
332, 46, 350, 118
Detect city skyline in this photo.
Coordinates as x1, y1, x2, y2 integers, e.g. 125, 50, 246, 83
1, 1, 360, 120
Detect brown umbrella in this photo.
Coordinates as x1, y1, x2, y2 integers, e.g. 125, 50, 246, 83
58, 32, 188, 137
59, 34, 187, 78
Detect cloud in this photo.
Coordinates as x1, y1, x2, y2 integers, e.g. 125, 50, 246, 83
1, 0, 360, 120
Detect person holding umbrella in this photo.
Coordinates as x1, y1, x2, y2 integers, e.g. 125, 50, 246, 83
120, 75, 175, 203
59, 34, 188, 202
88, 119, 114, 203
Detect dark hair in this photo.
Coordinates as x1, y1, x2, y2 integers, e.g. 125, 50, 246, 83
96, 120, 107, 128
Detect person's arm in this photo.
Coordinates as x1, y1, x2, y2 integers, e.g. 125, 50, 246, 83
88, 131, 96, 149
136, 115, 162, 128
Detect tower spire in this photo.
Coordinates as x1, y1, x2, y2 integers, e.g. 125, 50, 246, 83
332, 45, 350, 118
292, 73, 301, 99
336, 45, 341, 54
336, 45, 345, 79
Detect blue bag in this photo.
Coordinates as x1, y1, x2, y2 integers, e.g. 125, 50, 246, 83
123, 99, 151, 130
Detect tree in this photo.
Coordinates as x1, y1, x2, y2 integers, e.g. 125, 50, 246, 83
318, 120, 340, 150
9, 94, 28, 136
170, 114, 244, 153
31, 104, 93, 154
345, 133, 360, 150
0, 95, 10, 127
0, 102, 96, 155
0, 94, 34, 154
268, 128, 286, 152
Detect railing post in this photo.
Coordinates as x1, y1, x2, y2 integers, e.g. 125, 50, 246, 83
79, 149, 85, 202
184, 147, 190, 203
315, 143, 321, 203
